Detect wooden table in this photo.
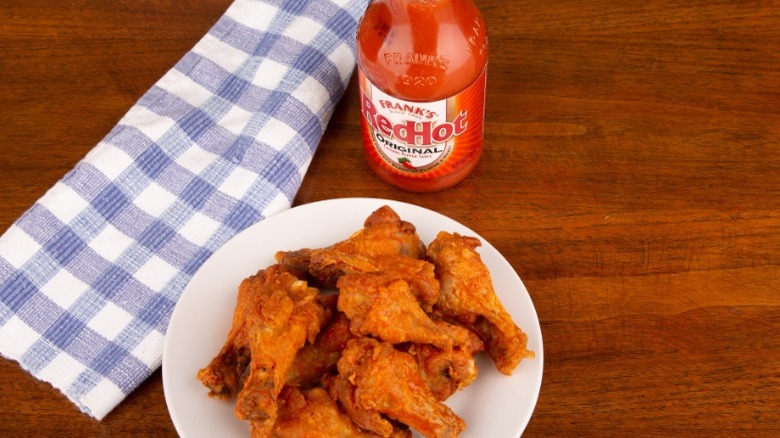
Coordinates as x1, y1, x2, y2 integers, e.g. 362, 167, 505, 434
1, 0, 778, 436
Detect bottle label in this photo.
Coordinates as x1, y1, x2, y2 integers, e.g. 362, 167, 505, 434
359, 67, 487, 178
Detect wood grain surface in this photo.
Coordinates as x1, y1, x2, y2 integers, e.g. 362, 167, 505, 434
1, 0, 778, 436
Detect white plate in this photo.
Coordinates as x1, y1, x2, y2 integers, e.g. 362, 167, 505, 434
163, 197, 543, 437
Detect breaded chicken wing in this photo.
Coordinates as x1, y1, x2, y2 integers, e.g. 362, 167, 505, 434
196, 264, 325, 400
232, 266, 328, 436
427, 231, 534, 375
404, 328, 484, 400
324, 372, 397, 437
275, 205, 427, 288
285, 311, 353, 388
272, 248, 313, 280
329, 205, 426, 259
196, 272, 255, 399
312, 252, 440, 311
337, 274, 470, 350
273, 386, 411, 438
335, 338, 466, 438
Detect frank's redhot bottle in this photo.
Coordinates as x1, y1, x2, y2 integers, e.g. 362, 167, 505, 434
357, 0, 488, 192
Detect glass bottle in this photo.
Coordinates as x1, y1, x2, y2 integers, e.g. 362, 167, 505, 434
357, 0, 489, 192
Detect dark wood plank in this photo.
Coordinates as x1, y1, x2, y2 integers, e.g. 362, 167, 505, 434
1, 0, 778, 436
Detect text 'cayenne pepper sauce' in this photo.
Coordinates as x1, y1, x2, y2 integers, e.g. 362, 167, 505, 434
357, 0, 488, 192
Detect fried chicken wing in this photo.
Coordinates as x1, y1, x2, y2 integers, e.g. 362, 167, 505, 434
427, 231, 534, 375
324, 373, 397, 437
332, 205, 426, 259
273, 386, 411, 438
285, 311, 354, 388
335, 338, 466, 438
196, 264, 325, 399
196, 273, 255, 399
312, 252, 440, 311
275, 205, 427, 288
405, 328, 484, 401
337, 274, 470, 350
273, 248, 313, 280
232, 266, 328, 437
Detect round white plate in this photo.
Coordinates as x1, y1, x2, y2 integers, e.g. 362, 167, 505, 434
163, 197, 543, 437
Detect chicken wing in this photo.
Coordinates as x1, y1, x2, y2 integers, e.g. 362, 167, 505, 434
335, 338, 466, 438
285, 311, 353, 388
275, 205, 427, 288
196, 272, 255, 399
272, 248, 312, 281
232, 265, 328, 436
337, 274, 470, 350
312, 252, 440, 311
427, 231, 534, 375
324, 372, 397, 437
196, 264, 324, 400
328, 205, 426, 259
273, 386, 411, 438
404, 328, 484, 401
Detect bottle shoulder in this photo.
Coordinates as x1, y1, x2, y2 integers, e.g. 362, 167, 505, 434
356, 0, 488, 101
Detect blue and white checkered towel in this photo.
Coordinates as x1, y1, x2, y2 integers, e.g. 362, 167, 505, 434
0, 0, 369, 420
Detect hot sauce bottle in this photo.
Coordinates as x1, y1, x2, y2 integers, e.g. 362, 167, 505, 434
357, 0, 489, 192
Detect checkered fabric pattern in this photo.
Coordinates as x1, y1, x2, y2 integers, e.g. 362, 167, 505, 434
0, 0, 369, 420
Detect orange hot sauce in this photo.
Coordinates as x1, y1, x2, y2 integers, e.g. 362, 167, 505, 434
357, 0, 489, 192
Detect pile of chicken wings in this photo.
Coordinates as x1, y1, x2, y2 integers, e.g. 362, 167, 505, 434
196, 206, 534, 437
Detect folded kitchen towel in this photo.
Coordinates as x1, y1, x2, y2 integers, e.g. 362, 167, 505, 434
0, 0, 369, 420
